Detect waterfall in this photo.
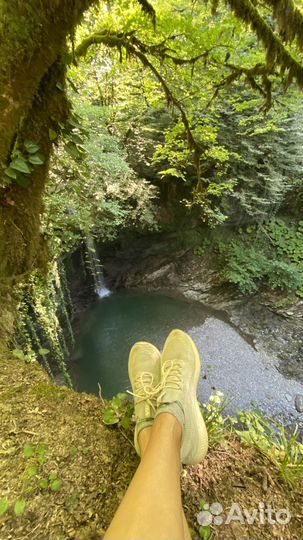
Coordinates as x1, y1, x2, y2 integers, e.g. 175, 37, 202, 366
84, 235, 111, 298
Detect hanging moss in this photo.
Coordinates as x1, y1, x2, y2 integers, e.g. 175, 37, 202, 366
211, 0, 303, 90
264, 0, 303, 51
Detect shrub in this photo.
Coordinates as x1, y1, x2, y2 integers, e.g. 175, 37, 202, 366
216, 219, 303, 295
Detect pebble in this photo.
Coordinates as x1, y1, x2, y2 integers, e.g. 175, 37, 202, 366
295, 394, 303, 413
192, 318, 303, 426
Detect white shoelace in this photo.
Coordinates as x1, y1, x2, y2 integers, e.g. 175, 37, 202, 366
128, 359, 184, 414
127, 371, 160, 415
157, 359, 183, 401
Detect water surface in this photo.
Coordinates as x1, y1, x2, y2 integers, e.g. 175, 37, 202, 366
72, 291, 220, 398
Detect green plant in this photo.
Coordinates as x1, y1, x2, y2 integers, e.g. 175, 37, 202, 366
200, 391, 230, 446
236, 410, 303, 486
14, 500, 26, 517
194, 239, 211, 257
199, 524, 212, 540
0, 499, 9, 517
102, 393, 134, 431
2, 140, 45, 187
12, 348, 36, 364
218, 219, 303, 295
198, 500, 213, 539
49, 475, 61, 492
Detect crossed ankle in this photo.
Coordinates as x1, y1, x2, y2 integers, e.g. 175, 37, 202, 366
155, 401, 185, 429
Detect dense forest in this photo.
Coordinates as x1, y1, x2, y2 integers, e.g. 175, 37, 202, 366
0, 1, 303, 539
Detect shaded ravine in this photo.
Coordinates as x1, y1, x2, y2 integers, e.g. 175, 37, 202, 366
71, 291, 303, 428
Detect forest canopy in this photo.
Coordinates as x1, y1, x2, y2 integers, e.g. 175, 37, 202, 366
0, 0, 303, 343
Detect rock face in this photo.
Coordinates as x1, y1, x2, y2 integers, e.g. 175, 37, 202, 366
102, 234, 303, 385
295, 394, 303, 413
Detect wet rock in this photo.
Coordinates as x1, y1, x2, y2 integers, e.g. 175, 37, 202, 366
143, 263, 175, 283
295, 394, 303, 413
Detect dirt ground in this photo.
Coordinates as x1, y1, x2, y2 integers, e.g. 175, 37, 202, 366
0, 357, 302, 539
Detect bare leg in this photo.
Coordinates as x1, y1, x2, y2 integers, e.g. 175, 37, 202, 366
104, 413, 191, 539
139, 425, 191, 540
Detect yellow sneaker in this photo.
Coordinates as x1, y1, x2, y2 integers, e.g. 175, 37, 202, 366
156, 329, 208, 465
128, 341, 161, 456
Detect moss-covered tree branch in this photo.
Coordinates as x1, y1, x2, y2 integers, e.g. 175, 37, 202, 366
75, 32, 203, 179
221, 0, 303, 87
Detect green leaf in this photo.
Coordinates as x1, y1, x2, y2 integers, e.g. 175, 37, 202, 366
120, 415, 132, 430
116, 392, 129, 401
26, 465, 38, 478
24, 141, 40, 154
70, 133, 84, 145
49, 129, 58, 141
50, 479, 61, 492
111, 396, 123, 408
28, 153, 44, 166
14, 500, 26, 517
0, 499, 9, 517
49, 473, 57, 481
39, 479, 48, 490
159, 168, 186, 180
102, 409, 119, 425
199, 525, 212, 539
36, 444, 47, 464
64, 141, 85, 160
38, 348, 50, 356
12, 348, 26, 360
4, 167, 17, 180
23, 444, 34, 458
10, 157, 31, 174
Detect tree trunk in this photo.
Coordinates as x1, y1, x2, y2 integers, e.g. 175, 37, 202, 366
0, 0, 95, 344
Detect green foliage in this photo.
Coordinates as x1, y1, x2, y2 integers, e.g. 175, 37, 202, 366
0, 499, 9, 517
12, 348, 36, 363
23, 444, 34, 458
218, 219, 303, 294
236, 410, 303, 486
199, 524, 212, 540
44, 103, 158, 257
2, 140, 45, 188
102, 393, 134, 431
194, 239, 211, 257
19, 441, 64, 495
14, 500, 26, 517
50, 477, 61, 492
39, 479, 48, 490
199, 392, 303, 486
218, 101, 303, 222
18, 264, 73, 387
68, 0, 303, 223
200, 391, 230, 447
